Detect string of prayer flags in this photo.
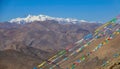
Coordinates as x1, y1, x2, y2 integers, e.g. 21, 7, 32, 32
38, 61, 46, 68
84, 34, 93, 40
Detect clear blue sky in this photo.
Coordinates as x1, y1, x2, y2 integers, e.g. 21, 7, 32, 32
0, 0, 120, 22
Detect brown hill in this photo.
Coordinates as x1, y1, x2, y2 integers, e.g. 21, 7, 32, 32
57, 29, 120, 69
0, 21, 100, 69
0, 21, 99, 51
0, 47, 55, 69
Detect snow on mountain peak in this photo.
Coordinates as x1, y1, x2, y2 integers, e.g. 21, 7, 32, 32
9, 14, 88, 24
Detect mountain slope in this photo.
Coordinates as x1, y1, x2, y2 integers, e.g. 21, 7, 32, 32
53, 24, 120, 69
37, 19, 119, 69
51, 34, 119, 69
0, 20, 100, 69
0, 21, 100, 52
0, 47, 55, 69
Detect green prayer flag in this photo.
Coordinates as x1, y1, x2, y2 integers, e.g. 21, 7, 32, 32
110, 18, 117, 23
71, 64, 75, 69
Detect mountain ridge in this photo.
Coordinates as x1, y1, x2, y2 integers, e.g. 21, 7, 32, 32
9, 14, 98, 24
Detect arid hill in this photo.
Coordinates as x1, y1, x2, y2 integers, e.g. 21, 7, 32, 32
56, 25, 120, 69
0, 21, 99, 51
0, 21, 100, 69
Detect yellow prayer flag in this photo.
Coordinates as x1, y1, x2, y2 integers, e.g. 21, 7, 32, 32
48, 55, 57, 61
38, 61, 46, 68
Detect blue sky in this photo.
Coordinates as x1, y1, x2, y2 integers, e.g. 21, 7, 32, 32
0, 0, 120, 22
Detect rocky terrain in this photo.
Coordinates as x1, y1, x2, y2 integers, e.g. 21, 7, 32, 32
0, 19, 100, 69
0, 21, 99, 51
59, 32, 120, 69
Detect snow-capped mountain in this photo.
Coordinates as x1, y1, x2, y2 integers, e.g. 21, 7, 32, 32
9, 14, 88, 24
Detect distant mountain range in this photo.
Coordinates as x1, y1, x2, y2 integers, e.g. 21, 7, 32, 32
9, 14, 98, 24
0, 15, 102, 69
